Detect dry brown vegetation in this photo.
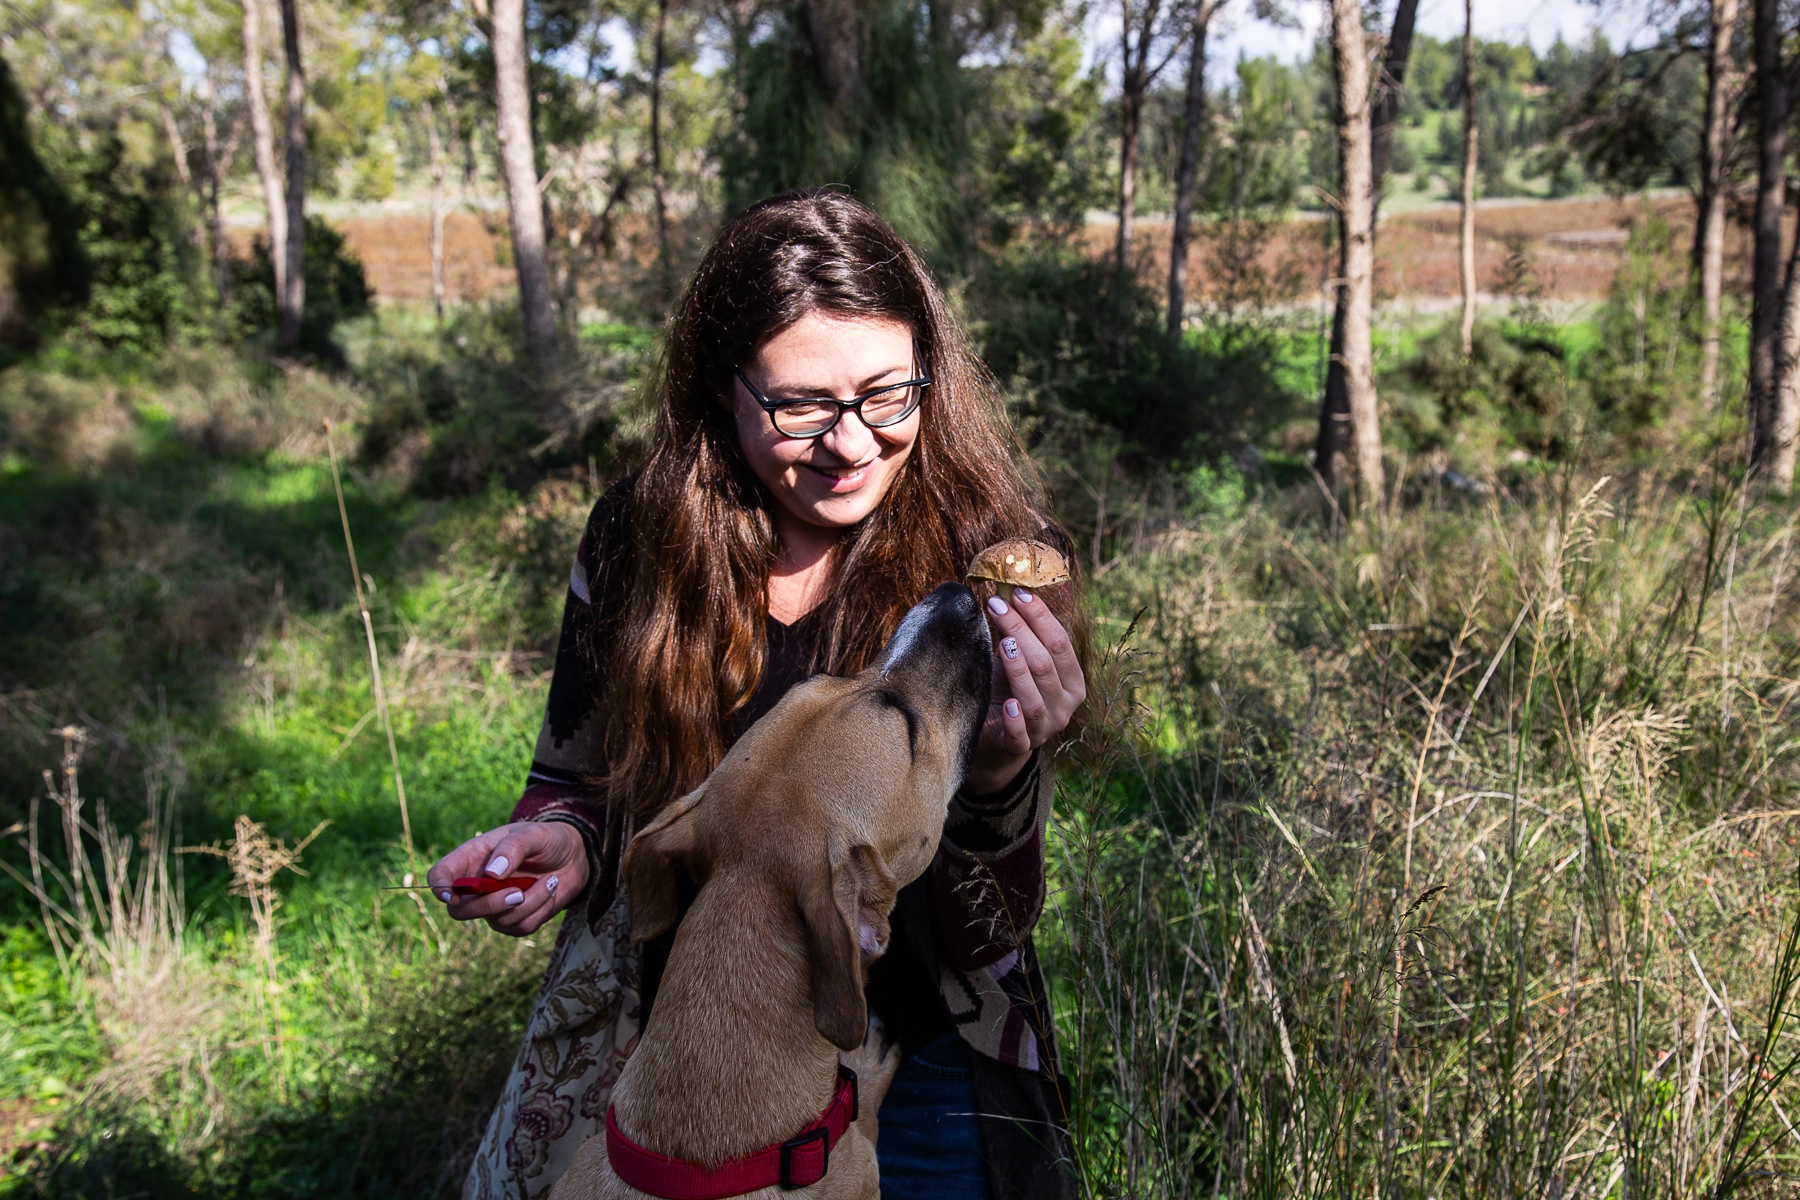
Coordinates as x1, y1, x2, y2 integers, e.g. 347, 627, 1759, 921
1103, 194, 1744, 304
293, 195, 1742, 311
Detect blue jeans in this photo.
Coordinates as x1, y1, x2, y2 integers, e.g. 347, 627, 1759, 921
875, 1034, 992, 1200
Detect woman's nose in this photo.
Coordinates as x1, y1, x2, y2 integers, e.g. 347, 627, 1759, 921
820, 408, 877, 461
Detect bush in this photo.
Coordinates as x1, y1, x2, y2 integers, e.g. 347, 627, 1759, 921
44, 129, 208, 354
354, 304, 653, 497
230, 217, 373, 363
1398, 319, 1577, 461
1582, 210, 1702, 447
1388, 131, 1417, 176
971, 243, 1301, 470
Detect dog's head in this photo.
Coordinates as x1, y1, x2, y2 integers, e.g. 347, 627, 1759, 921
622, 582, 992, 1049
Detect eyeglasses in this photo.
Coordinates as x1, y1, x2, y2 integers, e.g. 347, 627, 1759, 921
735, 350, 932, 439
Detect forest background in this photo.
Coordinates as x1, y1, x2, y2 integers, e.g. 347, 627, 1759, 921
1, 0, 1800, 1191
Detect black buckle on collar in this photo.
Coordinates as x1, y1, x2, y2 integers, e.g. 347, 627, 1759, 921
837, 1063, 859, 1123
778, 1126, 830, 1190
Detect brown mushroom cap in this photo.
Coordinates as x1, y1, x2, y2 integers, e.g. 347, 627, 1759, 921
966, 539, 1071, 594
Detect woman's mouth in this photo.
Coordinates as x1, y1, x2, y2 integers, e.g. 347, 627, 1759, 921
803, 462, 873, 493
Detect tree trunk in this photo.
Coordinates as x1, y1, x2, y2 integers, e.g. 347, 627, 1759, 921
1368, 0, 1420, 208
650, 0, 672, 305
1166, 0, 1216, 340
493, 0, 561, 376
424, 99, 448, 323
802, 0, 862, 105
1116, 80, 1143, 270
240, 0, 286, 315
1459, 0, 1477, 356
1314, 0, 1418, 492
1113, 0, 1166, 272
1750, 0, 1786, 464
199, 71, 237, 304
1697, 0, 1741, 407
159, 102, 193, 189
1331, 0, 1382, 508
1775, 223, 1800, 492
278, 0, 307, 353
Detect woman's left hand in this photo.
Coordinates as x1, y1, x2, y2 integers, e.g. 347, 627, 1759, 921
964, 588, 1086, 795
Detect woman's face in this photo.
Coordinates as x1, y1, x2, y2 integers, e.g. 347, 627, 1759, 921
731, 312, 923, 534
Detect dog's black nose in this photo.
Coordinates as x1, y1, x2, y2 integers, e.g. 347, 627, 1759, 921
879, 583, 991, 694
881, 583, 987, 663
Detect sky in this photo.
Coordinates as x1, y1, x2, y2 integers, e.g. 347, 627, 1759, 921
1200, 0, 1666, 66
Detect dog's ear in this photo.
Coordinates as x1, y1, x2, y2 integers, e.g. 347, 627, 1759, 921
622, 786, 705, 943
800, 840, 899, 1051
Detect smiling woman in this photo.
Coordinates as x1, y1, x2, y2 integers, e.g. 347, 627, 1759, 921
731, 314, 927, 623
428, 190, 1090, 1200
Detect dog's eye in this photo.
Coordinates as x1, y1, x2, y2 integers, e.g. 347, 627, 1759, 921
873, 690, 919, 759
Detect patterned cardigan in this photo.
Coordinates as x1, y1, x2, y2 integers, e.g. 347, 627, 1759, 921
464, 478, 1074, 1200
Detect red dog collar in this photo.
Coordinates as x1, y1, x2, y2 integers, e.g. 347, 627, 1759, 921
605, 1065, 859, 1198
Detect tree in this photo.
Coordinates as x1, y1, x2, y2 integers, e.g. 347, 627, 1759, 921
0, 54, 89, 344
1368, 0, 1418, 194
1114, 0, 1178, 270
1749, 0, 1784, 466
422, 95, 456, 322
1775, 228, 1800, 492
1458, 0, 1476, 355
197, 69, 241, 304
1166, 0, 1224, 338
240, 0, 287, 331
803, 0, 862, 105
649, 0, 673, 308
1314, 0, 1418, 492
277, 0, 306, 351
1696, 0, 1741, 406
490, 0, 560, 376
1330, 0, 1381, 506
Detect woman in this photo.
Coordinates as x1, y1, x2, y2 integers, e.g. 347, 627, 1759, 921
430, 190, 1087, 1200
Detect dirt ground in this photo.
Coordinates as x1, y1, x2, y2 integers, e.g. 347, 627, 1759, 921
303, 193, 1727, 308
1099, 194, 1740, 307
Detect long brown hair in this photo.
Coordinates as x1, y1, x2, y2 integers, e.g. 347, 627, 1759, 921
602, 189, 1083, 815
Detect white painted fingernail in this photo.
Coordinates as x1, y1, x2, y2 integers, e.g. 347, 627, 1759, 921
436, 890, 452, 903
1002, 637, 1020, 660
504, 890, 524, 907
987, 596, 1008, 616
485, 856, 509, 877
1015, 589, 1035, 604
545, 875, 560, 895
1005, 698, 1021, 720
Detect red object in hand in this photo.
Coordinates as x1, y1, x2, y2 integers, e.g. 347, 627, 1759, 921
450, 875, 538, 897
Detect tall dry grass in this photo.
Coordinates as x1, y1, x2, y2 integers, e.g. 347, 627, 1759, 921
1048, 468, 1800, 1197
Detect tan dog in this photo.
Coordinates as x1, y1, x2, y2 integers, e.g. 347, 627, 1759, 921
551, 582, 993, 1200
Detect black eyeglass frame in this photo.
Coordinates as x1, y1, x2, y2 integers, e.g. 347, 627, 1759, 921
734, 343, 933, 440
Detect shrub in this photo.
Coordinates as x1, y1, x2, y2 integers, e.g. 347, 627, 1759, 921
972, 243, 1301, 470
230, 217, 374, 363
1398, 319, 1577, 461
1582, 210, 1702, 447
44, 129, 208, 354
354, 303, 652, 497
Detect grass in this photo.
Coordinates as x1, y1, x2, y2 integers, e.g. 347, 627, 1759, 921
1046, 466, 1800, 1196
0, 315, 1796, 1197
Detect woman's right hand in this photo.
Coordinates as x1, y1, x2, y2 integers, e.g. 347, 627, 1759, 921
428, 820, 589, 936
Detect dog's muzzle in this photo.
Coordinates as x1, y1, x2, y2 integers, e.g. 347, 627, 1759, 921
879, 582, 994, 767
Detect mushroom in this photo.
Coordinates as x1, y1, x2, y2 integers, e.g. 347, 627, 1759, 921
966, 539, 1071, 604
